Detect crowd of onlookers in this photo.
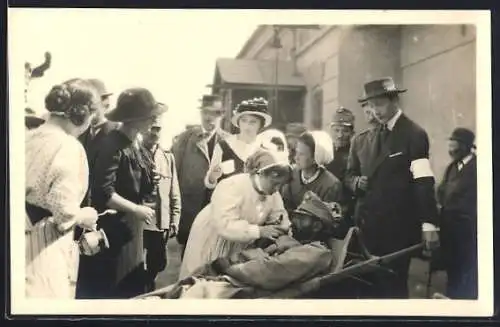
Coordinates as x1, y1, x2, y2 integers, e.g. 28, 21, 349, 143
24, 75, 477, 300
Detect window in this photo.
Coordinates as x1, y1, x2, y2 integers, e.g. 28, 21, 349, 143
311, 88, 323, 129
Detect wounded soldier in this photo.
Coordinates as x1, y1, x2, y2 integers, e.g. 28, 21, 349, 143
139, 191, 356, 299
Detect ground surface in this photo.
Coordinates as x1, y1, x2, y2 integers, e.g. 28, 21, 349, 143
155, 238, 447, 299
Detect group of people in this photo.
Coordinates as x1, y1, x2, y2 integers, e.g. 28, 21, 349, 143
24, 75, 477, 301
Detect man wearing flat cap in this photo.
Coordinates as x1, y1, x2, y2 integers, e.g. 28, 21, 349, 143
345, 77, 440, 298
437, 127, 477, 299
171, 94, 229, 256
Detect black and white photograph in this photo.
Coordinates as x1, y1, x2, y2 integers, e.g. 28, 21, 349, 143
8, 9, 493, 317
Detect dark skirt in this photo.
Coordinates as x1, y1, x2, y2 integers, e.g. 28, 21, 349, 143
76, 212, 145, 299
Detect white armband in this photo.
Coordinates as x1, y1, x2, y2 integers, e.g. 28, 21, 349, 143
410, 158, 434, 179
422, 222, 440, 232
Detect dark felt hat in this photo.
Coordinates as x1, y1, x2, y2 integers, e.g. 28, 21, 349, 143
105, 88, 167, 123
232, 97, 272, 128
87, 78, 113, 98
358, 77, 407, 103
331, 107, 355, 127
25, 107, 46, 128
449, 127, 475, 148
198, 94, 224, 112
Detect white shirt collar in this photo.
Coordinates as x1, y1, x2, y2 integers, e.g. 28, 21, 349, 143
461, 153, 474, 166
201, 126, 217, 140
386, 109, 403, 131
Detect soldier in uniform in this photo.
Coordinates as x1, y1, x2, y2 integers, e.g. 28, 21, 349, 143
325, 108, 356, 218
345, 77, 440, 298
171, 95, 229, 257
326, 107, 355, 182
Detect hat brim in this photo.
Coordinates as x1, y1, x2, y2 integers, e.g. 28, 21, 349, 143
330, 122, 354, 127
357, 89, 407, 103
199, 105, 224, 112
101, 92, 113, 98
105, 103, 168, 123
231, 111, 272, 129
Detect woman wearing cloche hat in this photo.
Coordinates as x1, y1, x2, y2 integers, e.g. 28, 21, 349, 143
205, 97, 273, 191
76, 87, 168, 299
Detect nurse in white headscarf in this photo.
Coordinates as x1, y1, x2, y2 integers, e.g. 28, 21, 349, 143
281, 130, 344, 213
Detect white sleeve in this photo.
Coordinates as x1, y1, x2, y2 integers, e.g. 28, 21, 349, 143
204, 142, 223, 189
211, 179, 261, 242
46, 140, 89, 230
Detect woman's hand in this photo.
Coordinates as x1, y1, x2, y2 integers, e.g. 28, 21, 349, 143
208, 164, 223, 184
76, 207, 99, 230
133, 205, 155, 225
259, 225, 285, 241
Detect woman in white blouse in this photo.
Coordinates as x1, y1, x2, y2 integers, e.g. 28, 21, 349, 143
25, 78, 100, 298
204, 98, 272, 190
179, 147, 292, 280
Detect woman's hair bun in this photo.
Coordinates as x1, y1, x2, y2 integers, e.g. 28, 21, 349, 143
43, 78, 100, 126
45, 84, 72, 113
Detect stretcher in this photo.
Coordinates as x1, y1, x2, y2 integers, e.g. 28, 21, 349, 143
134, 227, 425, 300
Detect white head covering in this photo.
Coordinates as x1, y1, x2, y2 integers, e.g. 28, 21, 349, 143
257, 128, 290, 161
307, 130, 334, 166
245, 147, 290, 174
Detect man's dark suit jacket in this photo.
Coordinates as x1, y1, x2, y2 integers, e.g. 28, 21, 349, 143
345, 113, 439, 255
78, 121, 120, 206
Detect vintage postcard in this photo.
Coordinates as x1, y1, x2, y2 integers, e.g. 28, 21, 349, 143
8, 9, 493, 317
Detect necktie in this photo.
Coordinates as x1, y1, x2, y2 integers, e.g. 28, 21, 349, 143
377, 124, 389, 155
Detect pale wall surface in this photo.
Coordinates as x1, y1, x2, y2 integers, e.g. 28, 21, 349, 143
237, 24, 476, 179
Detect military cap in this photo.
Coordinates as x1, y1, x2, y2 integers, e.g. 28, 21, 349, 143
330, 107, 355, 127
294, 191, 341, 230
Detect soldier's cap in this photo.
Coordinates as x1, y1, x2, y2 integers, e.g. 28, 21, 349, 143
293, 191, 340, 230
330, 107, 355, 127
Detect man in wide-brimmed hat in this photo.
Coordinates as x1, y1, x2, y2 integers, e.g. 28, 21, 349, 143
436, 127, 477, 299
345, 77, 440, 299
171, 94, 229, 255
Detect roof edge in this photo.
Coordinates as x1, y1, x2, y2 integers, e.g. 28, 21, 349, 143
236, 26, 266, 59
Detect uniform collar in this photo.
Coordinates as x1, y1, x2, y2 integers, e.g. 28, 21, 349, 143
386, 109, 402, 131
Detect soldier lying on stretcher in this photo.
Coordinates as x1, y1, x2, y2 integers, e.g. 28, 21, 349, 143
138, 191, 362, 299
